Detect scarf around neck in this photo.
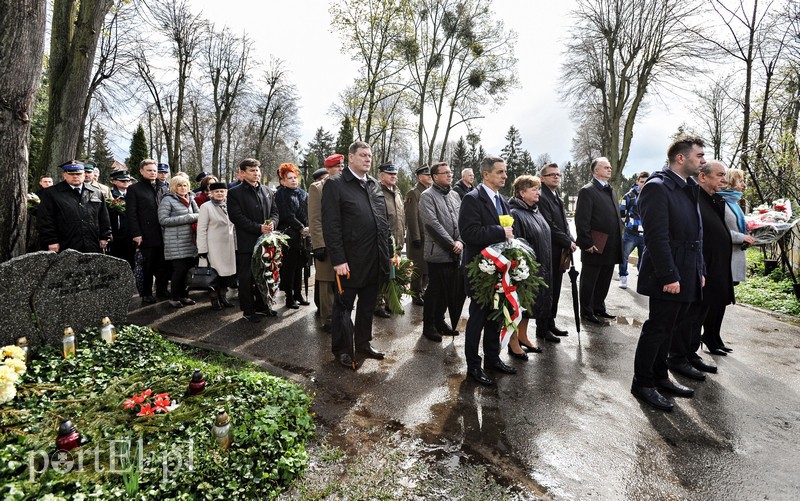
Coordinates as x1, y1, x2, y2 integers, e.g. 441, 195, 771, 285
718, 189, 746, 233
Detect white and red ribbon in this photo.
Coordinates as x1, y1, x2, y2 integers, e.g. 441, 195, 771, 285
481, 245, 523, 351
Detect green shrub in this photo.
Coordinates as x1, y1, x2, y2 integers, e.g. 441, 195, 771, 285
737, 248, 800, 316
0, 326, 315, 500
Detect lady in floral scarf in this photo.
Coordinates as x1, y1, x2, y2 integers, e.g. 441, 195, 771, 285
275, 163, 311, 309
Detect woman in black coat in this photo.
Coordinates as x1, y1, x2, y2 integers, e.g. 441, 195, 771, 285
275, 163, 310, 309
508, 175, 553, 360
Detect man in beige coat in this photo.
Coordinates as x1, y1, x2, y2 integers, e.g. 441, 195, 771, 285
309, 154, 345, 331
405, 165, 432, 305
374, 162, 406, 317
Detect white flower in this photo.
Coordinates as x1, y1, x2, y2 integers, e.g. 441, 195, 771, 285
0, 364, 19, 385
4, 358, 25, 376
0, 382, 16, 405
511, 268, 530, 281
2, 345, 25, 361
478, 259, 496, 274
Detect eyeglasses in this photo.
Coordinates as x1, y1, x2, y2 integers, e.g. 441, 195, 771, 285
433, 171, 452, 176
542, 173, 561, 178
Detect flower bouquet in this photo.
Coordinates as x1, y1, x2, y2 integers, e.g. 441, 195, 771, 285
252, 230, 290, 305
107, 197, 126, 214
123, 388, 179, 417
466, 237, 544, 351
745, 199, 799, 245
0, 345, 26, 405
26, 193, 40, 210
382, 249, 417, 315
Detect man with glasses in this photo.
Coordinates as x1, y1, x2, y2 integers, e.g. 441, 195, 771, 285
419, 161, 465, 341
374, 162, 406, 318
37, 160, 112, 254
536, 163, 577, 340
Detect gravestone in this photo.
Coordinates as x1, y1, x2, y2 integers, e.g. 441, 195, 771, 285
0, 250, 134, 348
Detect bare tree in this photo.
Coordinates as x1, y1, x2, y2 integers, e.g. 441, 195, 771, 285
252, 58, 299, 160
0, 0, 47, 260
204, 26, 251, 176
561, 0, 704, 183
693, 76, 740, 161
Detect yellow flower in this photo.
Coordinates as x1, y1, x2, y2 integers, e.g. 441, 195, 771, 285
0, 382, 16, 405
2, 345, 25, 361
499, 215, 514, 227
0, 364, 19, 385
5, 358, 25, 376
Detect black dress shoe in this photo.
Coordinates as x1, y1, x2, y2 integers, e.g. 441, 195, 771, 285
631, 385, 674, 411
357, 345, 385, 360
468, 367, 494, 385
541, 331, 561, 343
211, 298, 223, 311
338, 353, 359, 370
242, 313, 261, 323
256, 307, 278, 317
488, 360, 518, 374
219, 296, 234, 308
374, 309, 391, 318
507, 346, 529, 361
668, 361, 707, 381
294, 296, 310, 306
549, 325, 569, 336
594, 311, 616, 319
519, 339, 542, 353
285, 300, 300, 310
179, 297, 196, 306
436, 322, 458, 336
689, 357, 718, 373
422, 325, 443, 342
141, 295, 157, 304
656, 378, 695, 398
581, 313, 604, 325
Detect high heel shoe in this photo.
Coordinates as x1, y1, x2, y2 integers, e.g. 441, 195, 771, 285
720, 346, 733, 353
701, 337, 727, 356
507, 346, 529, 361
519, 339, 542, 354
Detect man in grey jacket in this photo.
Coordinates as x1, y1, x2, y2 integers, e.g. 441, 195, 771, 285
419, 161, 465, 342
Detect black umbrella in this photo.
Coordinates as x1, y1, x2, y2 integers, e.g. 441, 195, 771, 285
303, 235, 313, 299
568, 254, 581, 340
335, 274, 357, 370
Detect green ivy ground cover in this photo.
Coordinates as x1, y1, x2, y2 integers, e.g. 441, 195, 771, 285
735, 249, 800, 317
0, 325, 315, 500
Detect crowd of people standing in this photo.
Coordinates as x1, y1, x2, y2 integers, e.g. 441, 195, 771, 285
33, 135, 752, 409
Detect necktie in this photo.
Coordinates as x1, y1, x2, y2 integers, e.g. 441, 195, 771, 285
75, 188, 81, 196
495, 194, 503, 215
358, 178, 366, 189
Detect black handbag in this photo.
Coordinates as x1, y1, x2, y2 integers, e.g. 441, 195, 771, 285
186, 258, 219, 290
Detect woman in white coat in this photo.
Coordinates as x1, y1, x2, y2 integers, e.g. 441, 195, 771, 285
197, 182, 237, 310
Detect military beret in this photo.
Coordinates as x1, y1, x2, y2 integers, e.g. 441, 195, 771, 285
379, 163, 398, 174
59, 160, 84, 173
209, 182, 227, 191
110, 170, 132, 181
195, 171, 207, 182
324, 154, 344, 167
157, 163, 170, 173
415, 165, 431, 176
312, 168, 328, 181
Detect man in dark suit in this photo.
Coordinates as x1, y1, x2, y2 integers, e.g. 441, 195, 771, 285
227, 158, 281, 323
127, 159, 170, 304
574, 157, 624, 325
537, 162, 577, 341
632, 136, 706, 411
322, 141, 391, 369
458, 155, 518, 386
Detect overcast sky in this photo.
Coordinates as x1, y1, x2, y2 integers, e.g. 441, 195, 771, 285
189, 0, 689, 175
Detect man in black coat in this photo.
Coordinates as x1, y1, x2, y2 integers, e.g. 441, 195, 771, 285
227, 158, 280, 323
452, 168, 475, 200
574, 157, 624, 325
667, 160, 733, 378
108, 170, 136, 269
458, 155, 518, 386
127, 159, 170, 303
38, 161, 112, 254
322, 141, 391, 369
537, 162, 577, 341
632, 136, 707, 412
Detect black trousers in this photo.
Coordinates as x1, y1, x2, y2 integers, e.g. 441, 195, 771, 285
424, 261, 466, 329
280, 246, 304, 300
236, 252, 267, 315
669, 300, 729, 363
634, 298, 692, 387
169, 257, 196, 300
110, 238, 136, 270
331, 281, 379, 357
579, 263, 614, 316
140, 245, 169, 297
464, 299, 501, 371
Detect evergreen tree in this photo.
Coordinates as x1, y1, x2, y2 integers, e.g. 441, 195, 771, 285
451, 137, 469, 180
500, 125, 524, 195
335, 116, 354, 157
467, 132, 481, 172
307, 127, 335, 168
91, 126, 116, 176
126, 124, 148, 171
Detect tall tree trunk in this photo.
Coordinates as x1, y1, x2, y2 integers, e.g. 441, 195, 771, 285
38, 0, 112, 178
0, 0, 47, 261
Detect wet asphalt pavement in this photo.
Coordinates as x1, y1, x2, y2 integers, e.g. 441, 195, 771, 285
128, 260, 800, 499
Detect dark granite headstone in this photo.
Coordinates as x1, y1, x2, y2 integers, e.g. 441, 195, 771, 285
0, 250, 134, 348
